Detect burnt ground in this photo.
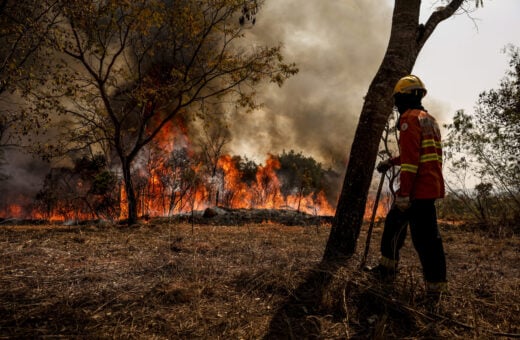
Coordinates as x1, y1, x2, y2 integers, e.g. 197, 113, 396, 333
0, 219, 518, 339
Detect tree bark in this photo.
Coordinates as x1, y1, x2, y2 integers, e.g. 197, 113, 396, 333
121, 157, 138, 225
323, 0, 464, 262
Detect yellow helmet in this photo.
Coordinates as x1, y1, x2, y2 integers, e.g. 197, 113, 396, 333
393, 75, 427, 97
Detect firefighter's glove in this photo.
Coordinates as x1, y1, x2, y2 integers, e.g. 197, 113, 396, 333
376, 159, 392, 173
394, 196, 411, 212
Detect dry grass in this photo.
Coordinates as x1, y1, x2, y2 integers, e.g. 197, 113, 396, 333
0, 221, 518, 339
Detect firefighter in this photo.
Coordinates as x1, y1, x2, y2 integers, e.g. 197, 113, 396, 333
371, 74, 447, 301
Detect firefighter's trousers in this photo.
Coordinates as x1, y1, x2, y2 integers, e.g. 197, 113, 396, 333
380, 199, 447, 284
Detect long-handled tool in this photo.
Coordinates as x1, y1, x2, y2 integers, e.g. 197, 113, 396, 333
359, 172, 385, 269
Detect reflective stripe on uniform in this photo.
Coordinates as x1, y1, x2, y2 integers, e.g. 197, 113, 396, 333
421, 139, 442, 149
401, 163, 418, 173
419, 153, 442, 163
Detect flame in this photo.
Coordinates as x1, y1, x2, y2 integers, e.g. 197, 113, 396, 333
127, 151, 336, 217
119, 184, 128, 220
5, 204, 23, 217
217, 154, 250, 208
363, 195, 391, 222
0, 116, 389, 222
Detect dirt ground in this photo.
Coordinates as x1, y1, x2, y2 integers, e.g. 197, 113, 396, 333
0, 220, 518, 339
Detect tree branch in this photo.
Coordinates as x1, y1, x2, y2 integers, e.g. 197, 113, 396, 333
417, 0, 465, 51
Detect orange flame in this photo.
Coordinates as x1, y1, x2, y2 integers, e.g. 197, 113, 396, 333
0, 115, 390, 222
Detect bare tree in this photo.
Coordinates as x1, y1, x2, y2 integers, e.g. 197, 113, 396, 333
195, 110, 232, 206
165, 148, 200, 215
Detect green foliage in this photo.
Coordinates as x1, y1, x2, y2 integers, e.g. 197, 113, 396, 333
0, 1, 59, 160
90, 171, 117, 195
0, 0, 59, 95
443, 45, 520, 232
232, 155, 258, 185
436, 193, 471, 220
74, 155, 107, 178
34, 154, 119, 220
277, 150, 326, 199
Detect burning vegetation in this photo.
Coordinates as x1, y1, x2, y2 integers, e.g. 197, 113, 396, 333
1, 116, 354, 223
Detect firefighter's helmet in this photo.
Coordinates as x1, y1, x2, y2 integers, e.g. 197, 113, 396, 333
393, 75, 427, 97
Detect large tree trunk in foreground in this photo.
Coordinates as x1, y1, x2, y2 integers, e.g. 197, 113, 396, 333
323, 0, 464, 262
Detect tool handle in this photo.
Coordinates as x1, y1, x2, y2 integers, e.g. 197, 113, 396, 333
359, 173, 385, 269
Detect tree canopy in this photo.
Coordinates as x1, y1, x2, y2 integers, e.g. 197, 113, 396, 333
0, 0, 60, 178
443, 45, 520, 227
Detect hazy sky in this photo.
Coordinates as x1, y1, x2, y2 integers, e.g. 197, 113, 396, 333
415, 0, 520, 122
228, 0, 520, 168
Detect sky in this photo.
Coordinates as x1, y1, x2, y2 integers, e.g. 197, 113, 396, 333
228, 0, 520, 168
415, 0, 520, 122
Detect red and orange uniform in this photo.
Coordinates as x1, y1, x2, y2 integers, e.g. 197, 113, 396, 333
390, 109, 445, 200
372, 75, 448, 297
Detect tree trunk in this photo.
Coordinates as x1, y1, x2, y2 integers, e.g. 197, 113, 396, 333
121, 157, 138, 225
323, 0, 464, 262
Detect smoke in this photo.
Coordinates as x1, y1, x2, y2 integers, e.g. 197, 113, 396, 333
0, 148, 50, 216
229, 0, 392, 169
1, 1, 395, 215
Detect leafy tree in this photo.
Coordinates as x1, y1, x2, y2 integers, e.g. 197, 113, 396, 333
35, 166, 83, 221
30, 0, 297, 224
277, 150, 326, 212
0, 1, 60, 177
34, 154, 118, 220
443, 46, 520, 228
324, 0, 472, 261
474, 46, 520, 195
0, 0, 59, 95
89, 170, 119, 218
233, 155, 258, 186
76, 155, 119, 219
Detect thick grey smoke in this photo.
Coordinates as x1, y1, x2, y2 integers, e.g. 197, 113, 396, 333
229, 0, 392, 168
1, 1, 395, 215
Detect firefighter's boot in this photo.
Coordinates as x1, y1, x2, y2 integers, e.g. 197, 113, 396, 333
422, 281, 448, 312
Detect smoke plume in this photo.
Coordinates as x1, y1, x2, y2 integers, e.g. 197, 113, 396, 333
229, 0, 392, 169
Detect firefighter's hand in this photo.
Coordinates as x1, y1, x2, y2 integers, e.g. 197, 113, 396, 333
376, 159, 392, 173
394, 196, 411, 212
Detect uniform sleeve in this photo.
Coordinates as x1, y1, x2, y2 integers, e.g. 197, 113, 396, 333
398, 114, 421, 197
389, 156, 400, 166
